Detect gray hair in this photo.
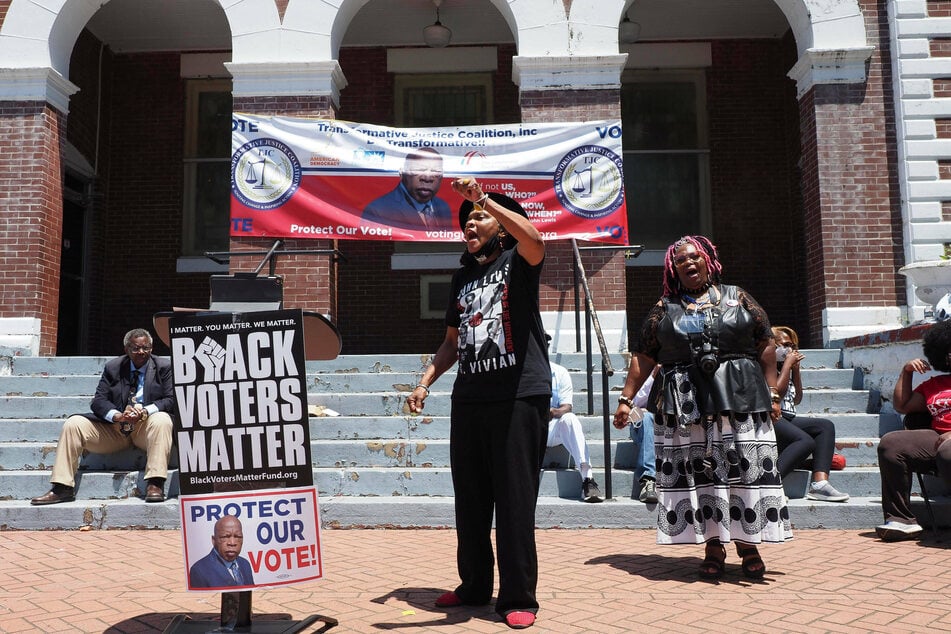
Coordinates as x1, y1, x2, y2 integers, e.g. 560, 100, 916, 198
123, 328, 153, 348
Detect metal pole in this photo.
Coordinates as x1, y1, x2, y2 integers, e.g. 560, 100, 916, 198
601, 356, 613, 499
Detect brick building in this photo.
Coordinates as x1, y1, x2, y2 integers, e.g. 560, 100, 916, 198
0, 0, 943, 357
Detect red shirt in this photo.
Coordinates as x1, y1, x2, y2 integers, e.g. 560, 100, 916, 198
914, 374, 951, 434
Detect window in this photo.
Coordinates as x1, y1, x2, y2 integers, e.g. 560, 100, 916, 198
182, 79, 233, 257
621, 70, 710, 251
420, 274, 453, 319
394, 73, 492, 126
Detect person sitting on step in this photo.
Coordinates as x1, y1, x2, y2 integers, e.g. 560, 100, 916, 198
547, 346, 603, 503
627, 366, 659, 504
877, 319, 951, 541
31, 328, 176, 505
771, 326, 849, 502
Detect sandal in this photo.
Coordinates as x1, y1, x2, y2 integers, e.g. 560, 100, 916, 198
735, 543, 766, 579
698, 541, 726, 580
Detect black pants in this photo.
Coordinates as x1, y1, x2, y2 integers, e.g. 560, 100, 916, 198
449, 396, 548, 616
774, 415, 836, 478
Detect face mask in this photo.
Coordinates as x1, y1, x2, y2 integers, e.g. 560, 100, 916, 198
460, 234, 501, 266
775, 346, 789, 362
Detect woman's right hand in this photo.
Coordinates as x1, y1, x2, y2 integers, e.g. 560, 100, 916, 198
904, 358, 931, 374
406, 387, 427, 414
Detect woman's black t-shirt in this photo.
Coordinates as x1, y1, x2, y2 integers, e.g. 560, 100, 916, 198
446, 248, 551, 403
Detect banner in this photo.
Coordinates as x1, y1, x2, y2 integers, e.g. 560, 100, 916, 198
231, 116, 628, 244
169, 309, 322, 591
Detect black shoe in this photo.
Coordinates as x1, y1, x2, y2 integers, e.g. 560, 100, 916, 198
31, 484, 75, 506
582, 478, 603, 503
145, 478, 166, 503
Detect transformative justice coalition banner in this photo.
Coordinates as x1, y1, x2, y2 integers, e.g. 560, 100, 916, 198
231, 115, 629, 243
169, 309, 322, 592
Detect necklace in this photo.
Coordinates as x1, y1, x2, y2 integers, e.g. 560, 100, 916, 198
681, 284, 717, 308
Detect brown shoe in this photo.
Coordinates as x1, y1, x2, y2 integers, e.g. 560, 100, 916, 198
31, 485, 75, 506
145, 483, 165, 503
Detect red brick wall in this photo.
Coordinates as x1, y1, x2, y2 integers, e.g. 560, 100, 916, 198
930, 39, 951, 57
929, 0, 951, 17
707, 39, 802, 331
0, 102, 65, 355
934, 78, 951, 97
797, 1, 902, 343
519, 88, 621, 121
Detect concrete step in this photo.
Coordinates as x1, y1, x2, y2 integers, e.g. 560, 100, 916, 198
0, 389, 875, 419
2, 464, 935, 503
0, 412, 882, 444
0, 431, 887, 473
0, 495, 943, 532
0, 367, 860, 399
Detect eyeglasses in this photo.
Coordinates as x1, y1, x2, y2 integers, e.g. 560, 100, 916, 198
127, 346, 152, 353
673, 253, 703, 267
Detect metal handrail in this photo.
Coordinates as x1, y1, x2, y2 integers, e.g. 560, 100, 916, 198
205, 240, 347, 275
570, 240, 643, 500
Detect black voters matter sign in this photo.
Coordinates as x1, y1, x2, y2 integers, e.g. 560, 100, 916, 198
168, 309, 312, 496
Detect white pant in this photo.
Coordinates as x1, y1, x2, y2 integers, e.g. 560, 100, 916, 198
547, 412, 591, 468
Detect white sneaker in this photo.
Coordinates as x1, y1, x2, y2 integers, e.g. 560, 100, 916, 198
875, 520, 924, 542
806, 480, 850, 502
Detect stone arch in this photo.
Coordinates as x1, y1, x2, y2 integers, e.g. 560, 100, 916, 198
606, 0, 867, 56
278, 0, 535, 60
772, 0, 868, 55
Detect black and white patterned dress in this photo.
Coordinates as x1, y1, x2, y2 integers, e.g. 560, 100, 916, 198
639, 284, 793, 545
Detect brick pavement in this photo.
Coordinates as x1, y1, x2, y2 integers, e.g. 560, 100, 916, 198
1, 527, 950, 633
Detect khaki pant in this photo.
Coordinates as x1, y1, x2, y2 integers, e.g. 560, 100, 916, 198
50, 413, 173, 488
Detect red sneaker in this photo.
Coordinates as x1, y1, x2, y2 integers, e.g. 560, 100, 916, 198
504, 611, 536, 629
435, 591, 462, 607
831, 453, 846, 470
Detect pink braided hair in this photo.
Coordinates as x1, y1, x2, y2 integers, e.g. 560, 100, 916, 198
662, 235, 722, 298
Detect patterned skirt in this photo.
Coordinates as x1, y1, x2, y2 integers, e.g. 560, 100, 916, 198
653, 410, 793, 545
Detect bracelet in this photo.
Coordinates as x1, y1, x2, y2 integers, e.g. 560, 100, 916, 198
617, 395, 635, 408
415, 383, 431, 396
475, 193, 489, 209
770, 394, 782, 404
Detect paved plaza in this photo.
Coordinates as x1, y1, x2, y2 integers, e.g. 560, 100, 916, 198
1, 526, 950, 633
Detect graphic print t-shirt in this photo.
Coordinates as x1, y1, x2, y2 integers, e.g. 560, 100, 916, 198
446, 248, 550, 403
914, 374, 951, 433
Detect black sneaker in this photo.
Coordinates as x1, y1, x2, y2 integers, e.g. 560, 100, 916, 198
582, 478, 603, 503
639, 478, 658, 503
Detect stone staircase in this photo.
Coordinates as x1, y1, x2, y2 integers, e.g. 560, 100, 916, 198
0, 349, 946, 530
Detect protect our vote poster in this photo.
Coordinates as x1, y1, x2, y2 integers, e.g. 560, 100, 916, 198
168, 309, 322, 591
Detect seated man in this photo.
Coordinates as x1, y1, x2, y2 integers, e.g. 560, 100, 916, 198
629, 367, 659, 503
548, 357, 603, 503
878, 319, 951, 541
31, 328, 175, 505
